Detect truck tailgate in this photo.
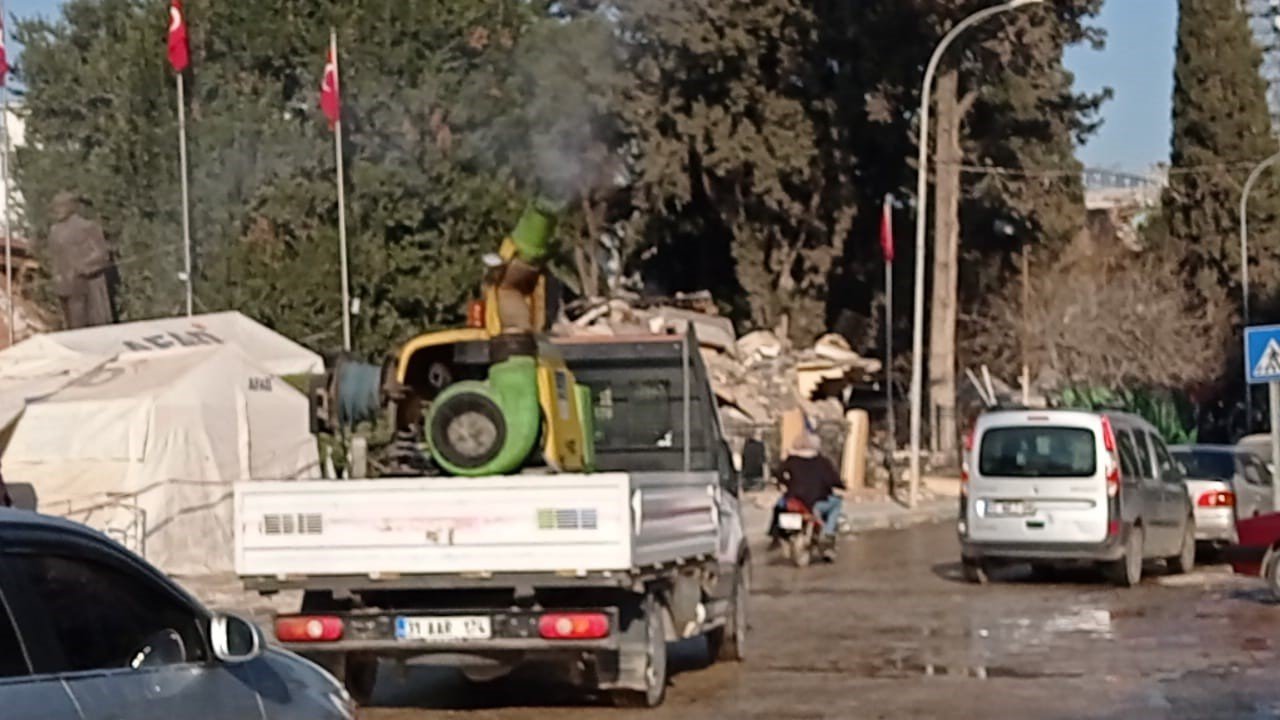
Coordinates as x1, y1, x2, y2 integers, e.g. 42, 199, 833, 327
234, 472, 718, 578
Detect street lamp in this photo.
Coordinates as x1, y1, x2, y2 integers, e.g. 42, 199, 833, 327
1240, 149, 1280, 431
908, 0, 1044, 508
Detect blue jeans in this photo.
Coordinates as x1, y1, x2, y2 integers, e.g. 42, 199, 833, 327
812, 496, 843, 537
773, 495, 843, 538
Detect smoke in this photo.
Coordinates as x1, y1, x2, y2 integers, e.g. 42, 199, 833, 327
506, 10, 625, 206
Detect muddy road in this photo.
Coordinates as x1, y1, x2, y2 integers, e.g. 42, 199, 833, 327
361, 521, 1280, 719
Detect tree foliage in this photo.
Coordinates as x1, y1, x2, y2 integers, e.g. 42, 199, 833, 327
966, 236, 1232, 393
13, 0, 1106, 369
1166, 0, 1279, 310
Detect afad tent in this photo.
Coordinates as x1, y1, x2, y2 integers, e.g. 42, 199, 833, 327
2, 344, 320, 575
0, 312, 323, 433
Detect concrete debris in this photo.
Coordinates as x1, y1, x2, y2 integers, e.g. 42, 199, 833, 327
559, 294, 882, 428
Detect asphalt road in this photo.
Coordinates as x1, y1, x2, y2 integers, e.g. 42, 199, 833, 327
360, 522, 1280, 719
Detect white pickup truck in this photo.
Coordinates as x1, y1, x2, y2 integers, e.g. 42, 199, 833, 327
235, 334, 749, 708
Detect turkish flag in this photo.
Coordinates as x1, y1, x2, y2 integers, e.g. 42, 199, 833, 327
0, 18, 9, 87
320, 44, 341, 129
879, 195, 894, 264
167, 0, 189, 73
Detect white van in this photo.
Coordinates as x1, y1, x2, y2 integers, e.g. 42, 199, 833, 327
959, 409, 1195, 587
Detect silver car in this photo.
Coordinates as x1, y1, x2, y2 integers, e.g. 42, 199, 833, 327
0, 509, 355, 720
960, 409, 1195, 587
1170, 445, 1275, 547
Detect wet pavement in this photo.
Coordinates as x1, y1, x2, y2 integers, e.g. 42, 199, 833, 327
361, 521, 1280, 719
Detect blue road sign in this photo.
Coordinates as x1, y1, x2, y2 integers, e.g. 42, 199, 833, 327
1246, 325, 1280, 384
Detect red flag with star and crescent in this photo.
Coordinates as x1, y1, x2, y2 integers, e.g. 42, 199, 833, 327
320, 43, 341, 129
167, 0, 189, 73
879, 195, 895, 264
0, 18, 9, 87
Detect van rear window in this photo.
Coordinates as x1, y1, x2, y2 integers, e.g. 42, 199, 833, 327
979, 426, 1097, 478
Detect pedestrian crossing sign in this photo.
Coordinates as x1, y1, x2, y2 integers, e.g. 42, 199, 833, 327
1246, 325, 1280, 384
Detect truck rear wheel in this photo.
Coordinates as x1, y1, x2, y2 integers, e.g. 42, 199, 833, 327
344, 654, 379, 707
609, 594, 668, 708
707, 564, 748, 663
303, 653, 378, 707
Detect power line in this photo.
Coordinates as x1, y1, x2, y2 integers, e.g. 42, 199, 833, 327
931, 158, 1270, 181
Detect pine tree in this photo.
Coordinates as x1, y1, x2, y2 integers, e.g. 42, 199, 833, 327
1166, 0, 1279, 314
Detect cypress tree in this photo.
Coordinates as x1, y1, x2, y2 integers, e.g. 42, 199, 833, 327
1166, 0, 1279, 310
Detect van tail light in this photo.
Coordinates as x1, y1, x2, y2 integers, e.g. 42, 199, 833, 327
1106, 466, 1121, 498
1108, 519, 1121, 538
1197, 490, 1236, 508
1100, 416, 1117, 452
960, 465, 969, 494
538, 613, 610, 640
275, 616, 344, 642
963, 429, 975, 452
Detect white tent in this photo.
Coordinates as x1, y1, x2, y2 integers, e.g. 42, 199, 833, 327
0, 312, 322, 432
2, 344, 320, 575
9, 311, 323, 376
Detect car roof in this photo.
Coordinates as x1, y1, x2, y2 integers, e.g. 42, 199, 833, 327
0, 508, 106, 536
978, 408, 1155, 430
1169, 444, 1239, 453
0, 509, 206, 609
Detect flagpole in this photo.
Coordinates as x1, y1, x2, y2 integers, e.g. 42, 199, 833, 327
1, 0, 11, 347
176, 72, 192, 316
885, 255, 895, 448
332, 29, 351, 352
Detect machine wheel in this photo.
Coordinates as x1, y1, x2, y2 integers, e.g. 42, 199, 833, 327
1167, 517, 1196, 575
707, 564, 748, 663
609, 594, 669, 708
1106, 525, 1144, 587
961, 558, 988, 585
429, 390, 506, 470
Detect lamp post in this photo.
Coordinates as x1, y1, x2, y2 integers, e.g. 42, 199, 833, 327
908, 0, 1044, 508
1240, 150, 1280, 432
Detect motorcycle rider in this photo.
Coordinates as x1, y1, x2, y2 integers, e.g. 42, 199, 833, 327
769, 432, 845, 557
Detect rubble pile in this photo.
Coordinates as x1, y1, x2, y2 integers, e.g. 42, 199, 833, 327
557, 294, 882, 429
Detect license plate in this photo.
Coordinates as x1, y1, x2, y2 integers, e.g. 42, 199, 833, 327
395, 615, 492, 642
988, 500, 1032, 517
778, 512, 805, 531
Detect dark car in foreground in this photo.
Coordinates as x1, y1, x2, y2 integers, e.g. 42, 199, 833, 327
0, 509, 355, 720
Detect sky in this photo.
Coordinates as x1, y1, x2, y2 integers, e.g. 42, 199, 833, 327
3, 0, 1179, 174
1065, 1, 1178, 173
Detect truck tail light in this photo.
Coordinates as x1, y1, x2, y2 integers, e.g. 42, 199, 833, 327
538, 613, 609, 640
276, 615, 344, 642
1197, 490, 1236, 508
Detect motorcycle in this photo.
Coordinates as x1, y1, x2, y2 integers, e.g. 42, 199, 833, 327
776, 497, 828, 567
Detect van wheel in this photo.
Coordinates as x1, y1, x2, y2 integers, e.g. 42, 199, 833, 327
1167, 517, 1196, 575
961, 558, 988, 585
609, 594, 669, 708
1106, 525, 1143, 587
